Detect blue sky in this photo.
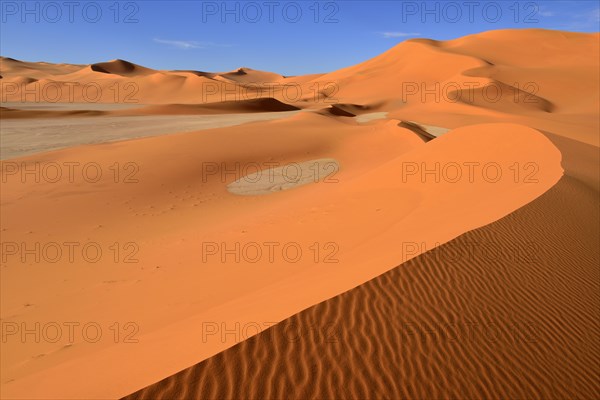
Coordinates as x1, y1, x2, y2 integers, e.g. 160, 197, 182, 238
1, 1, 599, 75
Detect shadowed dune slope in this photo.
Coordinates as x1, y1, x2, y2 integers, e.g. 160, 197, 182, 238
123, 175, 600, 400
90, 59, 155, 76
0, 107, 107, 119
118, 98, 301, 115
0, 98, 300, 119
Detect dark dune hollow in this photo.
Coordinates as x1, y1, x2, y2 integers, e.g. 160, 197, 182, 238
321, 105, 356, 117
398, 121, 436, 142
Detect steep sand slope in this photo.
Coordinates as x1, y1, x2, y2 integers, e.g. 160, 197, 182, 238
123, 176, 599, 400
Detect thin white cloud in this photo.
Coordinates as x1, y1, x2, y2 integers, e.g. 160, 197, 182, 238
153, 39, 232, 50
154, 39, 203, 49
537, 4, 556, 18
379, 32, 421, 38
539, 10, 555, 17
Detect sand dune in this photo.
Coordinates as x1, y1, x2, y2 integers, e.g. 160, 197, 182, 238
90, 59, 155, 77
0, 56, 84, 79
1, 58, 317, 105
0, 29, 598, 400
123, 176, 599, 400
217, 67, 285, 84
303, 30, 599, 145
2, 30, 597, 127
0, 116, 564, 399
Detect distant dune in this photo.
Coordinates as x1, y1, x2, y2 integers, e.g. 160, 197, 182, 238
90, 59, 155, 77
0, 98, 299, 119
2, 30, 597, 145
0, 57, 316, 105
218, 67, 286, 84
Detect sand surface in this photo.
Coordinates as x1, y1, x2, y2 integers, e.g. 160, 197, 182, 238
0, 29, 598, 400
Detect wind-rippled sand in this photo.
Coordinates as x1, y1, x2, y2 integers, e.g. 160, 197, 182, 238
124, 175, 600, 400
